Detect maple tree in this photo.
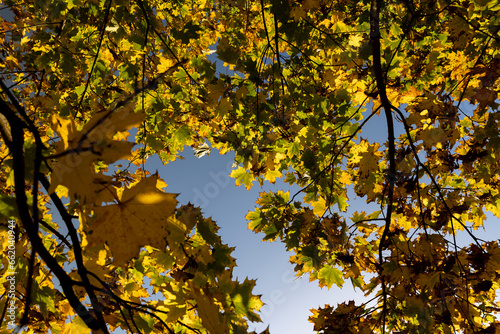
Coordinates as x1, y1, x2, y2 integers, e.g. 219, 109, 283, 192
1, 0, 500, 332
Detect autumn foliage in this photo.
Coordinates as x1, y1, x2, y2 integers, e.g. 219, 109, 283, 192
1, 0, 500, 333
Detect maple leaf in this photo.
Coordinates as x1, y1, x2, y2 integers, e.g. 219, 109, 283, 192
80, 248, 114, 286
318, 264, 344, 289
48, 108, 143, 204
230, 278, 264, 322
189, 282, 229, 334
348, 140, 383, 176
49, 153, 118, 205
62, 316, 91, 334
230, 166, 255, 189
86, 176, 178, 265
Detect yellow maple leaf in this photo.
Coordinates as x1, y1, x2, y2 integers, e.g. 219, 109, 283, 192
339, 170, 352, 185
189, 281, 229, 334
157, 57, 174, 72
264, 169, 282, 183
50, 115, 79, 150
312, 197, 327, 216
349, 140, 383, 176
77, 247, 114, 286
4, 55, 20, 69
81, 103, 143, 137
61, 316, 91, 334
348, 34, 364, 47
48, 107, 144, 204
86, 176, 179, 265
49, 153, 117, 205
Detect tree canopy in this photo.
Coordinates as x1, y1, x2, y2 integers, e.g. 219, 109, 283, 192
1, 0, 500, 332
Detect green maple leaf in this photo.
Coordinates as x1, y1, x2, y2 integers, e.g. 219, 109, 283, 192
230, 166, 254, 189
230, 278, 263, 322
318, 265, 344, 289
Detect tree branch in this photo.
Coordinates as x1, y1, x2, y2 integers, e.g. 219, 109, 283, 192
370, 0, 395, 332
